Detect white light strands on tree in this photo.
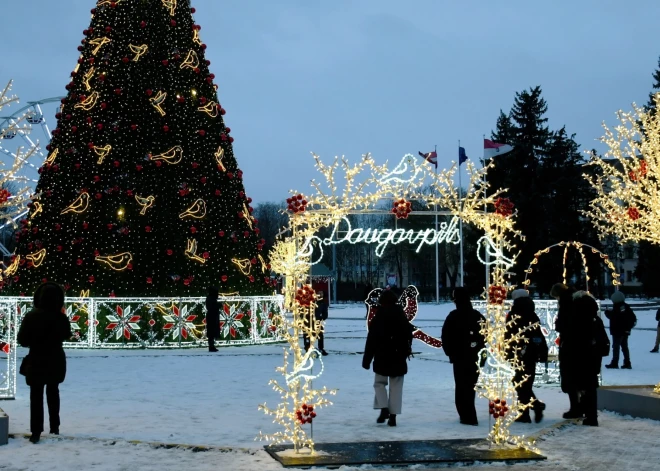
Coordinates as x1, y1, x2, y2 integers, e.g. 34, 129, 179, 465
584, 94, 660, 394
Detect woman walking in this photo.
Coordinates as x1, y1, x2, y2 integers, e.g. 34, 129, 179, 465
17, 282, 72, 444
362, 290, 414, 426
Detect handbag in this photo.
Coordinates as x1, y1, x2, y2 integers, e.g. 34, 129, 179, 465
19, 354, 31, 377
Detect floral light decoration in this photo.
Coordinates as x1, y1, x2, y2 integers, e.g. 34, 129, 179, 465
391, 198, 412, 219
260, 152, 533, 452
584, 93, 660, 394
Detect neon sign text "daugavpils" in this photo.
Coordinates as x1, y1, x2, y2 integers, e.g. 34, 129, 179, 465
298, 216, 461, 264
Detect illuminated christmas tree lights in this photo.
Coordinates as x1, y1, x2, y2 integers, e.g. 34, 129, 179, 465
5, 1, 270, 297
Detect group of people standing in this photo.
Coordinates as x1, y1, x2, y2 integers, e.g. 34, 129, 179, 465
362, 284, 614, 428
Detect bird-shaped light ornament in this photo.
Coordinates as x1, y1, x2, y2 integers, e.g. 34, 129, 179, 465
135, 194, 155, 215
61, 192, 90, 215
95, 252, 133, 271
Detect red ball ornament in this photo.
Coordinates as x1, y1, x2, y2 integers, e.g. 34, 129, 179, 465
97, 124, 104, 130
146, 277, 153, 284
57, 245, 63, 252
191, 7, 196, 13
136, 164, 143, 171
200, 177, 207, 184
146, 89, 153, 96
202, 252, 210, 259
170, 20, 177, 27
131, 124, 138, 130
198, 129, 206, 136
190, 227, 197, 234
76, 259, 83, 266
82, 222, 89, 229
163, 125, 169, 132
249, 275, 255, 282
71, 126, 78, 133
177, 96, 185, 103
113, 160, 120, 168
215, 189, 221, 196
114, 88, 122, 95
105, 26, 112, 32
95, 193, 102, 200
221, 275, 228, 282
155, 161, 162, 167
166, 249, 173, 256
94, 250, 100, 257
100, 102, 107, 109
107, 223, 114, 230
89, 276, 95, 283
94, 175, 100, 182
140, 21, 147, 28
122, 57, 129, 63
243, 231, 250, 237
162, 59, 169, 66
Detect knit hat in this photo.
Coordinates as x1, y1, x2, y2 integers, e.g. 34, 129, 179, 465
511, 289, 530, 300
610, 291, 625, 304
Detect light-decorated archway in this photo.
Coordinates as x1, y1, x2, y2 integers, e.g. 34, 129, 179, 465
259, 153, 539, 452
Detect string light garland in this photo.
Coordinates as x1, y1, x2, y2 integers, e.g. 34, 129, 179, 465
522, 241, 620, 291
261, 152, 531, 452
4, 2, 271, 298
0, 80, 41, 236
584, 94, 660, 394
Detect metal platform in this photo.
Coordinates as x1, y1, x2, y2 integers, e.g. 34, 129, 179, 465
265, 438, 546, 468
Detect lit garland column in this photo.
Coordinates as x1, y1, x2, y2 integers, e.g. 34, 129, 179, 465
584, 93, 660, 395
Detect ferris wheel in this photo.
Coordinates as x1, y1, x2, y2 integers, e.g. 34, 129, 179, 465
0, 96, 63, 255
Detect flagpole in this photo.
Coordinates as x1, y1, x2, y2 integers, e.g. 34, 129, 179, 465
434, 144, 440, 304
458, 141, 465, 288
483, 134, 490, 291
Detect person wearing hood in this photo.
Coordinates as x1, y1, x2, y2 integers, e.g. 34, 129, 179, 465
551, 282, 582, 418
441, 287, 486, 426
564, 291, 610, 426
205, 286, 220, 352
604, 291, 636, 369
505, 289, 548, 423
17, 282, 73, 444
362, 290, 414, 427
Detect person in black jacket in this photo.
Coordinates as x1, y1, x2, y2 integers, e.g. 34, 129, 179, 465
604, 291, 636, 369
362, 290, 414, 427
505, 289, 548, 423
304, 291, 329, 356
17, 282, 72, 444
206, 286, 220, 352
441, 287, 486, 426
551, 282, 582, 418
563, 291, 610, 426
651, 308, 660, 353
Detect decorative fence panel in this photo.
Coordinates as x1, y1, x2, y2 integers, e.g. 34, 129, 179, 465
0, 295, 284, 399
474, 299, 602, 385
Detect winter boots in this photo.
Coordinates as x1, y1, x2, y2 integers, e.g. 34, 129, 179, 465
377, 408, 389, 424
621, 362, 632, 369
651, 348, 659, 353
605, 362, 618, 369
533, 401, 546, 423
387, 414, 397, 427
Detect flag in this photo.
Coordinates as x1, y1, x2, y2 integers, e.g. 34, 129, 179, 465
483, 139, 513, 159
458, 147, 468, 166
418, 150, 437, 168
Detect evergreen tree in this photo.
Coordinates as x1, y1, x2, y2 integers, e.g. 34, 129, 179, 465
487, 87, 599, 290
486, 87, 550, 286
7, 1, 270, 297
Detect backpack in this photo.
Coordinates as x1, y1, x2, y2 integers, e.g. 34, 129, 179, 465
593, 318, 610, 357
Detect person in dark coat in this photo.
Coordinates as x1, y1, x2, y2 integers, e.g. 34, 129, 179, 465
441, 287, 486, 426
362, 290, 414, 427
551, 282, 582, 418
303, 291, 329, 356
651, 308, 660, 353
562, 291, 610, 426
604, 291, 636, 369
205, 286, 220, 352
17, 282, 72, 444
505, 289, 548, 423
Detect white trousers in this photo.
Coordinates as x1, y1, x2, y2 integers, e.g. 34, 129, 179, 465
373, 374, 404, 414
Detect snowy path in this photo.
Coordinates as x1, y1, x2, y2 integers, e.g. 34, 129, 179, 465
1, 302, 659, 470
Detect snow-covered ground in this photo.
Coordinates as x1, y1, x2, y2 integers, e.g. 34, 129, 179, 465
1, 301, 659, 470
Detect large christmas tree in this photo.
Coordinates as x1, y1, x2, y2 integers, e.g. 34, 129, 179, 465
6, 0, 270, 297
